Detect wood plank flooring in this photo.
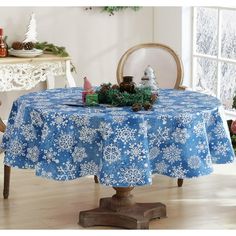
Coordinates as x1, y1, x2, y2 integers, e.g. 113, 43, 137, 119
1, 152, 236, 229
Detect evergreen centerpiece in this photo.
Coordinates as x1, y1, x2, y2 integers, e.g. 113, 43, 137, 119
96, 83, 158, 112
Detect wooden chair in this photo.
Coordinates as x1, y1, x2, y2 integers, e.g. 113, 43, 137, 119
116, 43, 186, 187
0, 101, 10, 199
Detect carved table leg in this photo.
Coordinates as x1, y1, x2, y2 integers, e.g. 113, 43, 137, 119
79, 187, 166, 229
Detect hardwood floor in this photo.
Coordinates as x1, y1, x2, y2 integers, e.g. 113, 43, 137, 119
1, 152, 236, 229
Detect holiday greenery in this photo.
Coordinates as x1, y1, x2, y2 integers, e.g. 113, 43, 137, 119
102, 7, 141, 16
35, 42, 69, 57
96, 83, 158, 111
85, 6, 141, 16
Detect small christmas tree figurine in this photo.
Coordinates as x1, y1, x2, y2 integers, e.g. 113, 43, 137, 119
23, 13, 38, 43
83, 77, 93, 92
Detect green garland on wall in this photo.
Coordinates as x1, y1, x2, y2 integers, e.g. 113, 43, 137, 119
85, 6, 141, 16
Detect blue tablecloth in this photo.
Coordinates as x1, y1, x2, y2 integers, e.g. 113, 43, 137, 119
1, 88, 235, 187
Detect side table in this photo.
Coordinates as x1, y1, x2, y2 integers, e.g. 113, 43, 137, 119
0, 54, 76, 91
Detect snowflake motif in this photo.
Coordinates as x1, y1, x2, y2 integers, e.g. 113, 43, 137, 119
51, 113, 68, 128
213, 142, 228, 157
99, 122, 113, 140
21, 124, 36, 141
115, 125, 136, 144
30, 110, 43, 126
26, 146, 39, 162
112, 116, 126, 123
170, 165, 188, 178
56, 161, 77, 180
9, 140, 25, 156
187, 156, 201, 169
163, 144, 181, 164
56, 133, 74, 151
138, 121, 149, 137
213, 123, 226, 139
149, 127, 170, 146
149, 146, 161, 159
196, 141, 208, 153
79, 127, 97, 144
100, 173, 118, 186
125, 143, 147, 161
193, 122, 205, 137
205, 154, 213, 167
41, 170, 53, 179
172, 127, 190, 144
177, 113, 193, 124
119, 163, 146, 185
41, 124, 49, 140
70, 114, 90, 126
72, 147, 88, 162
103, 144, 121, 164
80, 161, 99, 176
155, 161, 168, 174
43, 148, 59, 164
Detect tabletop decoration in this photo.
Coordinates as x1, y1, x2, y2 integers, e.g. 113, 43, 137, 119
82, 77, 99, 106
230, 120, 236, 153
96, 79, 158, 111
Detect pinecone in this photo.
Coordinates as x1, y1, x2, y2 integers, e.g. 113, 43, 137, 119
23, 42, 35, 50
132, 103, 142, 112
143, 102, 153, 111
12, 41, 24, 50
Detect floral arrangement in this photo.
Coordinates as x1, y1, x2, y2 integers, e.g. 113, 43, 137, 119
96, 83, 158, 112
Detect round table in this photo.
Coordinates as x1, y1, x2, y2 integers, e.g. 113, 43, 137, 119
2, 87, 235, 229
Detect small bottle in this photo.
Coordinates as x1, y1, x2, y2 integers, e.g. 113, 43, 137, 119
120, 76, 136, 93
0, 28, 7, 58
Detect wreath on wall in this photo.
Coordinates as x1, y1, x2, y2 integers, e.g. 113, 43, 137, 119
85, 7, 141, 16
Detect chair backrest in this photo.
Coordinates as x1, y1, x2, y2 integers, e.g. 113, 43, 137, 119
116, 43, 184, 89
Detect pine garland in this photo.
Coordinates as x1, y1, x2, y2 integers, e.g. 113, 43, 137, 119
96, 83, 158, 111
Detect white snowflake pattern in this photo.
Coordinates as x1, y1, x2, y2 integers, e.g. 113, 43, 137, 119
99, 122, 113, 140
51, 113, 68, 128
213, 142, 228, 157
56, 133, 74, 151
112, 116, 126, 123
41, 124, 49, 140
125, 143, 147, 161
9, 140, 25, 156
170, 165, 188, 178
205, 154, 213, 167
30, 110, 43, 126
119, 163, 146, 185
26, 146, 39, 162
213, 123, 226, 139
115, 125, 136, 144
43, 148, 59, 163
177, 113, 193, 124
149, 146, 161, 159
41, 170, 53, 179
155, 161, 168, 174
72, 147, 88, 162
187, 156, 201, 169
100, 173, 118, 186
56, 161, 77, 180
196, 141, 208, 153
163, 144, 181, 164
138, 120, 149, 137
149, 127, 170, 146
70, 114, 90, 126
79, 127, 97, 144
21, 124, 36, 141
103, 144, 121, 164
172, 128, 190, 144
80, 161, 99, 176
193, 122, 205, 137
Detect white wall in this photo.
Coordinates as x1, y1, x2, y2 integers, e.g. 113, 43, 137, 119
0, 6, 154, 119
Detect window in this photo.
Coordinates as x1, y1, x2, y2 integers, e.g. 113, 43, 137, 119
192, 7, 236, 111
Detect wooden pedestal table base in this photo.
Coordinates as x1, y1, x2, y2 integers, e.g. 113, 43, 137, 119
79, 187, 166, 229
